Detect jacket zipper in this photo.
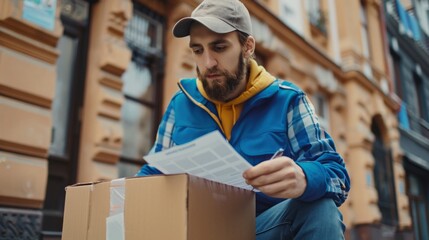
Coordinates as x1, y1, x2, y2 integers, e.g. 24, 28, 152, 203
177, 82, 226, 136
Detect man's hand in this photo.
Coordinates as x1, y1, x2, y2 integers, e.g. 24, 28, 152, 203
243, 157, 307, 199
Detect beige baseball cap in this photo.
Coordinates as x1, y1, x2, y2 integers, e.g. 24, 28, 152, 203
172, 0, 252, 38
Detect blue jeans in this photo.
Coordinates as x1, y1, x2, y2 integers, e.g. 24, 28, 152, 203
256, 198, 345, 240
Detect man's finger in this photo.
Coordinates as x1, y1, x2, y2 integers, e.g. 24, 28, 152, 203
245, 165, 297, 187
243, 157, 293, 179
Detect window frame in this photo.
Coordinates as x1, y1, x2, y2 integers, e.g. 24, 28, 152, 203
119, 4, 165, 167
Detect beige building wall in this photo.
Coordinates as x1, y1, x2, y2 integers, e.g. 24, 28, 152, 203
0, 0, 62, 209
76, 0, 132, 182
0, 0, 415, 238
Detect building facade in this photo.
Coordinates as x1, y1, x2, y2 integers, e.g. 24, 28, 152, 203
0, 0, 425, 239
385, 0, 429, 239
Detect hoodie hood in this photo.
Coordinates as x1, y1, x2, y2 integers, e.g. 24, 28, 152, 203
196, 59, 275, 139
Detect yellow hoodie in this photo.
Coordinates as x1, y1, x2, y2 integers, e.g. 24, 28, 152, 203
196, 59, 276, 140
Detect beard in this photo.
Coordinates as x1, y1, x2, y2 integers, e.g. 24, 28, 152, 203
197, 54, 248, 102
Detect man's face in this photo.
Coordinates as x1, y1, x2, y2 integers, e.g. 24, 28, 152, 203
189, 23, 248, 102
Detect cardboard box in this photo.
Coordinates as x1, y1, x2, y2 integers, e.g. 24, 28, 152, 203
62, 174, 255, 240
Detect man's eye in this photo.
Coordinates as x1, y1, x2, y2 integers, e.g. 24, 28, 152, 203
192, 48, 203, 54
214, 45, 226, 52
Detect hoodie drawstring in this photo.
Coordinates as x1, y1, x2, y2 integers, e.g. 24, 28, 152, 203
232, 105, 237, 126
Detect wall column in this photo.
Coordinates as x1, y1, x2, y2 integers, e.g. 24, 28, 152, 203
345, 80, 381, 225
162, 1, 195, 110
77, 0, 132, 181
0, 0, 62, 238
336, 0, 363, 72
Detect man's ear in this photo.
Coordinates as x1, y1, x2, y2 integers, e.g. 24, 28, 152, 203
243, 36, 256, 58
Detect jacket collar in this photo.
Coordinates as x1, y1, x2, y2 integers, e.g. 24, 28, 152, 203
178, 78, 280, 110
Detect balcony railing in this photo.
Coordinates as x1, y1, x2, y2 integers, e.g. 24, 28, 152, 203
408, 112, 429, 139
398, 103, 429, 140
309, 9, 327, 35
387, 0, 429, 53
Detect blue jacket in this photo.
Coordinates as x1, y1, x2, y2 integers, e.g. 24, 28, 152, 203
138, 78, 350, 215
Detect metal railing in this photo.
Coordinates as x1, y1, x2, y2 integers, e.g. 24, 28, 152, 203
407, 110, 429, 139
387, 0, 429, 53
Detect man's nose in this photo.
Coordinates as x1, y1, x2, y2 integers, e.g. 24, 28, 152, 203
203, 52, 217, 70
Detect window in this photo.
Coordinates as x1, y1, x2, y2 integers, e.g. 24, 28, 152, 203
306, 0, 326, 34
410, 0, 429, 36
390, 50, 403, 99
119, 6, 164, 177
312, 92, 330, 132
121, 62, 156, 159
360, 1, 374, 78
413, 72, 427, 121
371, 119, 398, 226
279, 0, 305, 35
50, 35, 78, 157
43, 0, 90, 236
407, 173, 429, 240
360, 1, 372, 60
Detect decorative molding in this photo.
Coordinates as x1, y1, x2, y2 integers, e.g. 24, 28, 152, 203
0, 85, 51, 109
0, 140, 47, 158
0, 0, 61, 46
0, 49, 55, 108
0, 17, 60, 47
99, 102, 122, 120
93, 116, 122, 165
93, 145, 120, 164
98, 90, 123, 121
100, 62, 127, 77
107, 12, 128, 38
0, 207, 42, 239
331, 93, 346, 111
108, 23, 125, 37
100, 42, 131, 76
0, 27, 59, 64
99, 73, 123, 91
0, 196, 43, 209
341, 49, 364, 73
0, 17, 62, 47
106, 0, 132, 38
310, 23, 328, 47
343, 71, 400, 111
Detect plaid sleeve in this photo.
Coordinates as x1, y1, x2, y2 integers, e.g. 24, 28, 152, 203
136, 100, 176, 176
287, 93, 350, 206
152, 104, 176, 153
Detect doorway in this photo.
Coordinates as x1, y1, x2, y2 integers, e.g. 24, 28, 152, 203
41, 0, 91, 238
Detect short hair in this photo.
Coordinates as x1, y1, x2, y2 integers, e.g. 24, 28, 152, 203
237, 31, 255, 59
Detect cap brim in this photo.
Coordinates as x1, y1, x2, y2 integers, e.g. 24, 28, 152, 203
172, 16, 236, 38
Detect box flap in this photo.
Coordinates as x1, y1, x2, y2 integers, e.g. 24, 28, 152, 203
87, 181, 110, 240
187, 175, 255, 240
61, 184, 93, 240
68, 181, 103, 187
124, 174, 189, 240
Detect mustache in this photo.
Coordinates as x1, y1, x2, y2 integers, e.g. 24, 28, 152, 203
203, 67, 223, 76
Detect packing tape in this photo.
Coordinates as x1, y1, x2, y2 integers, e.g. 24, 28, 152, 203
106, 178, 125, 240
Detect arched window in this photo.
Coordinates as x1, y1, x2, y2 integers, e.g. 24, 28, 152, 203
371, 117, 398, 226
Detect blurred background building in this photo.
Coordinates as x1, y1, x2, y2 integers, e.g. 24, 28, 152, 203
0, 0, 427, 239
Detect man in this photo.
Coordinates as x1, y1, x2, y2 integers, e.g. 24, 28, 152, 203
137, 0, 350, 239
